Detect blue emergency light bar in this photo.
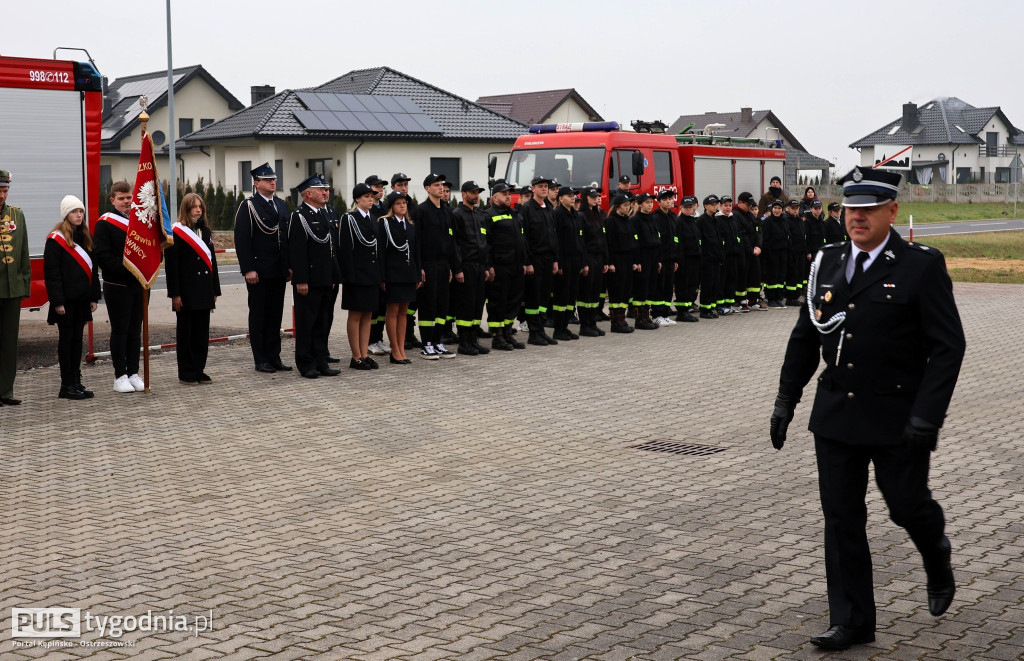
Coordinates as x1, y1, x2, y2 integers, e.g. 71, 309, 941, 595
528, 121, 621, 134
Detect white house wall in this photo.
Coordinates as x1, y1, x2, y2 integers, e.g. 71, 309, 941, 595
542, 99, 593, 124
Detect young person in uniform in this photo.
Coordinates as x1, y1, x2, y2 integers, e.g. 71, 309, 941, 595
234, 162, 291, 374
605, 194, 639, 333
631, 194, 661, 330
735, 192, 766, 311
673, 196, 701, 323
389, 173, 422, 351
0, 170, 30, 405
803, 199, 826, 258
416, 174, 460, 359
784, 199, 807, 305
761, 200, 790, 307
652, 190, 679, 325
578, 188, 608, 337
379, 191, 421, 364
44, 195, 100, 399
697, 195, 723, 319
338, 183, 383, 370
450, 181, 491, 355
93, 181, 145, 393
551, 186, 587, 341
520, 176, 559, 346
166, 193, 221, 385
823, 202, 849, 244
365, 175, 390, 357
482, 180, 527, 351
717, 195, 747, 315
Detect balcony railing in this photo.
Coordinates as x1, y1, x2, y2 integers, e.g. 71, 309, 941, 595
978, 144, 1019, 157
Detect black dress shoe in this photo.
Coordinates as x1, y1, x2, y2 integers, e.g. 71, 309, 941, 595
301, 369, 320, 379
362, 356, 379, 369
58, 386, 87, 400
539, 331, 558, 345
809, 625, 875, 650
552, 329, 574, 341
197, 373, 213, 384
349, 358, 372, 371
389, 354, 412, 365
255, 363, 276, 373
926, 537, 956, 616
270, 360, 293, 372
318, 367, 341, 376
325, 356, 341, 364
0, 397, 22, 405
72, 384, 95, 398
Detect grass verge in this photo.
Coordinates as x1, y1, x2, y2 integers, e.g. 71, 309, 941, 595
918, 231, 1024, 283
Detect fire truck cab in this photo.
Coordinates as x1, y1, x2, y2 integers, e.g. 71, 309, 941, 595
500, 122, 787, 209
0, 53, 103, 308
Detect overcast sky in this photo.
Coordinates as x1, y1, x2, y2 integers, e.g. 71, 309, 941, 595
6, 0, 1022, 173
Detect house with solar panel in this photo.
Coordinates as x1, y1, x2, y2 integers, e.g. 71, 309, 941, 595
476, 89, 603, 126
101, 65, 244, 186
849, 98, 1024, 185
179, 67, 528, 202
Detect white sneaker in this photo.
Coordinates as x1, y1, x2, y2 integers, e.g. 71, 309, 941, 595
664, 317, 677, 325
113, 375, 135, 393
128, 374, 145, 391
380, 339, 391, 353
369, 342, 386, 356
518, 321, 530, 332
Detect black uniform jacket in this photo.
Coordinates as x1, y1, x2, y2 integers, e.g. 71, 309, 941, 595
717, 213, 743, 257
762, 213, 791, 252
653, 209, 678, 263
379, 215, 420, 285
483, 205, 529, 267
93, 212, 142, 291
675, 214, 702, 259
289, 205, 341, 288
823, 215, 849, 244
519, 199, 558, 265
784, 212, 806, 254
451, 203, 490, 268
734, 208, 761, 253
778, 229, 966, 445
337, 210, 382, 287
416, 200, 459, 271
581, 208, 609, 265
43, 230, 101, 319
606, 212, 639, 262
633, 212, 661, 251
234, 195, 289, 278
697, 212, 724, 263
803, 212, 826, 254
165, 223, 221, 310
553, 205, 586, 263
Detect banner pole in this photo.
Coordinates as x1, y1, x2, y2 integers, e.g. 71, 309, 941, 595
143, 289, 151, 393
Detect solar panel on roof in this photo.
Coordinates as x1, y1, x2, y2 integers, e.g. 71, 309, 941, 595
394, 96, 420, 113
410, 113, 442, 133
293, 110, 328, 130
353, 112, 386, 132
375, 114, 405, 132
355, 95, 386, 113
339, 94, 367, 112
321, 94, 347, 111
335, 112, 367, 131
394, 114, 423, 132
291, 92, 443, 135
375, 96, 404, 113
314, 110, 347, 131
296, 92, 329, 111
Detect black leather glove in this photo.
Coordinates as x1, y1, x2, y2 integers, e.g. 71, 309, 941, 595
903, 416, 939, 451
770, 393, 797, 450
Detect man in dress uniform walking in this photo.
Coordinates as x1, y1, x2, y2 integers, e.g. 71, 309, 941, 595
770, 167, 966, 650
234, 163, 292, 373
0, 170, 30, 405
288, 174, 341, 378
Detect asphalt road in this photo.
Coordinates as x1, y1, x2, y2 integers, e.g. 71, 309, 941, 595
896, 218, 1024, 237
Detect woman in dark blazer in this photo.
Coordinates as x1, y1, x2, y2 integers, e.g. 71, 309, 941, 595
166, 193, 221, 384
379, 191, 422, 364
44, 195, 101, 399
337, 183, 383, 370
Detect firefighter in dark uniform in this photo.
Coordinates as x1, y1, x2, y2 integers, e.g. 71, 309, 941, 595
783, 199, 806, 305
0, 169, 30, 405
288, 174, 342, 378
319, 180, 343, 364
551, 186, 587, 341
631, 193, 661, 330
771, 167, 965, 651
578, 187, 608, 337
824, 202, 849, 244
451, 181, 491, 356
415, 173, 461, 359
673, 196, 701, 323
761, 200, 790, 307
482, 180, 527, 351
651, 190, 678, 324
605, 194, 638, 333
716, 195, 745, 314
735, 192, 764, 311
234, 162, 292, 373
804, 198, 826, 262
520, 176, 559, 346
697, 195, 723, 319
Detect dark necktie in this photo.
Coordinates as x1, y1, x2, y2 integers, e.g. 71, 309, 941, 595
849, 250, 869, 288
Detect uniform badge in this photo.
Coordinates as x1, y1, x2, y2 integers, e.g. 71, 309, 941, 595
852, 168, 863, 182
884, 249, 895, 261
883, 283, 895, 288
823, 290, 833, 302
815, 309, 823, 321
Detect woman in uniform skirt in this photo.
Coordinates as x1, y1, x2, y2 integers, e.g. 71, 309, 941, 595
44, 195, 100, 399
338, 183, 382, 370
166, 193, 221, 384
604, 194, 639, 334
379, 191, 422, 364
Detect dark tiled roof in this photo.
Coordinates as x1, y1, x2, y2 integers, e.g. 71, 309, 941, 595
102, 65, 244, 148
668, 108, 829, 165
784, 147, 831, 169
185, 66, 528, 144
849, 97, 1024, 147
475, 89, 602, 124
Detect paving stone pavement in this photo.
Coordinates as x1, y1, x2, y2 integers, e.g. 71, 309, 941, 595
2, 282, 1023, 661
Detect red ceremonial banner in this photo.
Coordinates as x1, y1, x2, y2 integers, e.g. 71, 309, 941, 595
123, 131, 172, 288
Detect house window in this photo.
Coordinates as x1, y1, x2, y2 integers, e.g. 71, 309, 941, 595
653, 151, 673, 185
429, 157, 460, 190
179, 118, 194, 137
275, 159, 284, 189
100, 165, 112, 187
239, 160, 252, 192
307, 158, 333, 185
200, 118, 214, 129
996, 167, 1011, 184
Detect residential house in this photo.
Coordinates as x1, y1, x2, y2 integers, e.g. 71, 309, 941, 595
668, 108, 832, 188
849, 97, 1024, 184
101, 65, 244, 186
181, 67, 529, 202
476, 89, 602, 126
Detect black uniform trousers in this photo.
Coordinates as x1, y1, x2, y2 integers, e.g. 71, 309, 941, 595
524, 255, 554, 328
743, 251, 762, 302
486, 263, 523, 329
175, 309, 212, 380
721, 255, 740, 307
632, 248, 658, 307
246, 277, 286, 366
652, 259, 674, 317
103, 282, 143, 378
815, 435, 945, 631
552, 257, 582, 329
786, 252, 804, 301
699, 261, 722, 311
674, 257, 700, 309
418, 262, 450, 345
579, 255, 604, 311
293, 285, 333, 373
55, 302, 89, 387
453, 262, 486, 328
607, 258, 633, 308
763, 250, 787, 302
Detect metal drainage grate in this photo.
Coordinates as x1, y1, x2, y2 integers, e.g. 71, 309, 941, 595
630, 440, 727, 457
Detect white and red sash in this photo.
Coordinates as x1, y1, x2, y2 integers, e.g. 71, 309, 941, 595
98, 212, 130, 230
172, 222, 213, 270
48, 231, 93, 280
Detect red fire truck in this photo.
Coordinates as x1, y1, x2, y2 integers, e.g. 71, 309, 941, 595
0, 52, 103, 308
498, 122, 786, 209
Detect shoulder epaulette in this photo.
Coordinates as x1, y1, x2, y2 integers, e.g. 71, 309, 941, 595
821, 241, 846, 250
907, 242, 941, 256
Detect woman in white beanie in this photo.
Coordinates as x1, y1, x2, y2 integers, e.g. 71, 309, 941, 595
44, 194, 100, 399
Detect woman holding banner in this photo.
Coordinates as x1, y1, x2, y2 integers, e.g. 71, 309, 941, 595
166, 193, 220, 385
44, 195, 101, 399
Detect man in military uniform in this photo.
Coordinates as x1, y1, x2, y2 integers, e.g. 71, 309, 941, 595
770, 167, 966, 650
288, 174, 342, 378
450, 181, 491, 355
0, 170, 30, 405
234, 163, 292, 373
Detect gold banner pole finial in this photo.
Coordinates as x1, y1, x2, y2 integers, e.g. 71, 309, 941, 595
139, 94, 149, 134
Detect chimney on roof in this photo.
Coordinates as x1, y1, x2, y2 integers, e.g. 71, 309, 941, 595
251, 85, 275, 105
903, 102, 918, 129
741, 107, 753, 123
102, 76, 112, 117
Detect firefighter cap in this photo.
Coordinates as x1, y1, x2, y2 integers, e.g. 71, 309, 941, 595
702, 194, 719, 205
364, 174, 387, 187
461, 180, 485, 193
719, 195, 733, 203
490, 180, 512, 194
390, 172, 411, 185
423, 173, 446, 186
557, 186, 574, 198
737, 191, 756, 204
250, 162, 276, 180
530, 176, 553, 186
827, 202, 841, 212
635, 193, 654, 204
837, 166, 902, 207
384, 191, 412, 208
657, 189, 676, 201
610, 193, 631, 207
681, 196, 698, 206
786, 199, 800, 208
618, 175, 631, 184
296, 173, 328, 192
352, 182, 374, 199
